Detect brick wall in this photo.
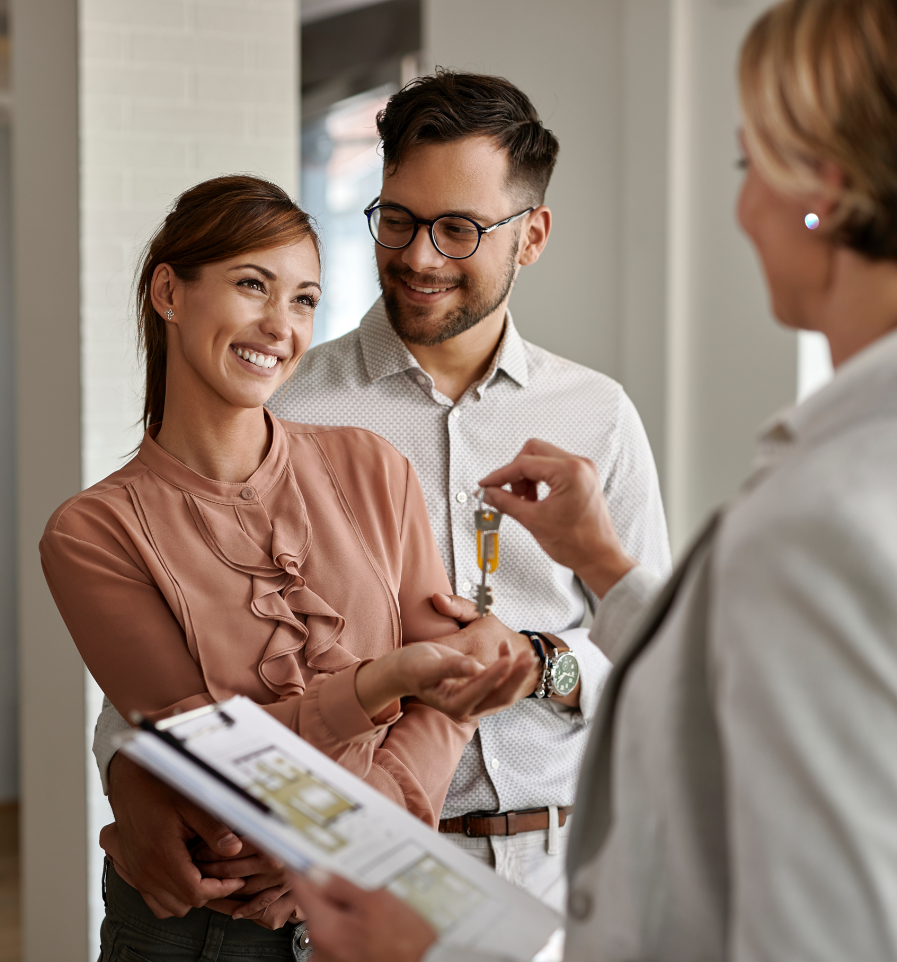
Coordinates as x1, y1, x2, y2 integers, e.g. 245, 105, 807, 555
77, 3, 298, 953
80, 0, 299, 489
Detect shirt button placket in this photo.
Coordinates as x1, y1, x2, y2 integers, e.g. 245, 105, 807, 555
447, 401, 471, 600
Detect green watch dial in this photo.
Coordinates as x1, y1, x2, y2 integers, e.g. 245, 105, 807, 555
550, 651, 580, 697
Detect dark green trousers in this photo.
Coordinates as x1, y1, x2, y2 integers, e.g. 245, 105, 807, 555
100, 861, 312, 962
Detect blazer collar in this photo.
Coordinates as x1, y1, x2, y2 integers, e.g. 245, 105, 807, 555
754, 326, 897, 472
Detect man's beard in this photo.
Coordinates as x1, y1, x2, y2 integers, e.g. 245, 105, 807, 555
380, 240, 518, 347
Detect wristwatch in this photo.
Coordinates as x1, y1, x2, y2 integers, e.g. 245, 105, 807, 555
522, 632, 580, 699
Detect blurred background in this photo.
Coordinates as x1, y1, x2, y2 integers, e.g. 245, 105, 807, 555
1, 0, 832, 959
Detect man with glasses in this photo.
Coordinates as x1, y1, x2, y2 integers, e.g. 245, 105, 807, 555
273, 70, 670, 908
92, 71, 670, 929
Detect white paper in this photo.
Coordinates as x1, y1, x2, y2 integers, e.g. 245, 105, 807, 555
117, 696, 561, 960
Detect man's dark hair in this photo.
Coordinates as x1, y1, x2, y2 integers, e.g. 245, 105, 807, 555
376, 69, 560, 204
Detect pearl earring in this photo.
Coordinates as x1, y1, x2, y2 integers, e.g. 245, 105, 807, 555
165, 309, 174, 320
804, 213, 820, 230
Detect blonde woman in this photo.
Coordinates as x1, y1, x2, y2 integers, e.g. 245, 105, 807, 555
292, 1, 897, 960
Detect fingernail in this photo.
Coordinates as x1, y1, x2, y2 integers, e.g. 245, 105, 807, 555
233, 911, 243, 920
307, 866, 331, 887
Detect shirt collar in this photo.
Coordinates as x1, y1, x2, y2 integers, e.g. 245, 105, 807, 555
358, 296, 530, 389
137, 408, 288, 504
753, 325, 897, 470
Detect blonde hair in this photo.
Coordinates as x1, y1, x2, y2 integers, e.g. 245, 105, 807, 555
739, 0, 897, 259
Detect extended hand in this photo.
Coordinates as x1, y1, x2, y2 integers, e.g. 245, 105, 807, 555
293, 870, 436, 962
428, 593, 543, 704
430, 594, 582, 708
105, 753, 246, 918
401, 639, 537, 721
479, 438, 637, 598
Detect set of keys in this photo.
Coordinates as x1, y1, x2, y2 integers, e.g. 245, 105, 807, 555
474, 496, 503, 615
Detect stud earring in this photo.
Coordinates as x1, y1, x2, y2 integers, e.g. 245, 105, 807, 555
165, 309, 174, 320
804, 213, 820, 230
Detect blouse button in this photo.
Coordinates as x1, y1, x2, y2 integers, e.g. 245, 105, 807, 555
240, 486, 255, 501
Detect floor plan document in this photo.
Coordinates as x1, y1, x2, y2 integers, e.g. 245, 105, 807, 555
116, 696, 561, 960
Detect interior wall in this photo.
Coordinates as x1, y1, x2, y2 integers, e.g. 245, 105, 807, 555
425, 0, 799, 553
12, 1, 89, 959
79, 2, 300, 954
0, 121, 16, 803
424, 0, 625, 384
665, 0, 796, 547
14, 1, 301, 959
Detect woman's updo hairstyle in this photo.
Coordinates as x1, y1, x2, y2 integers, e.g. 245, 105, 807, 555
136, 175, 320, 428
739, 0, 897, 259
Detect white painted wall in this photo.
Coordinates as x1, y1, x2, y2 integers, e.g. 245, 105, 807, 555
424, 0, 799, 552
13, 3, 89, 960
426, 0, 626, 385
14, 1, 300, 958
79, 4, 299, 950
665, 0, 797, 546
0, 123, 16, 804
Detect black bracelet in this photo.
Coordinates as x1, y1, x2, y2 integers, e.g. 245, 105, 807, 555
521, 630, 546, 663
520, 631, 549, 698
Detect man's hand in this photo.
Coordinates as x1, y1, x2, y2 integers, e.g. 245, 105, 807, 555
429, 594, 543, 701
479, 438, 637, 598
106, 753, 246, 918
432, 593, 581, 707
293, 870, 436, 962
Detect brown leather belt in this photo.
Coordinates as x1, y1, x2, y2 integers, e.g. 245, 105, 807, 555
438, 806, 573, 838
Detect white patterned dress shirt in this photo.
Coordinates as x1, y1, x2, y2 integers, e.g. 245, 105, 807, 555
92, 299, 670, 898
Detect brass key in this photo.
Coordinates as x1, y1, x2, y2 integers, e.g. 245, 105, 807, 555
474, 502, 502, 615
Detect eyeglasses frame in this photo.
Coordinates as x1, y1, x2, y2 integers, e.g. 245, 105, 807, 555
363, 197, 535, 260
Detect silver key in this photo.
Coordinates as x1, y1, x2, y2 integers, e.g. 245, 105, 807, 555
474, 503, 502, 615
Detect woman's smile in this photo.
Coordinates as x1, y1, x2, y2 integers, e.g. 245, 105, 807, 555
230, 343, 288, 374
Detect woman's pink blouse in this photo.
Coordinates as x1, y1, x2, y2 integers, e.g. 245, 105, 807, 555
40, 415, 472, 826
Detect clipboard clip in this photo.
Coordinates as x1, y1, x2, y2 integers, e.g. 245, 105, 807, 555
129, 711, 273, 816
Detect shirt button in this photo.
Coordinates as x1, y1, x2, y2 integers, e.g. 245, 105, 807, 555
461, 581, 472, 593
490, 757, 500, 771
240, 487, 255, 500
568, 889, 593, 921
455, 491, 468, 504
416, 374, 427, 386
450, 407, 461, 418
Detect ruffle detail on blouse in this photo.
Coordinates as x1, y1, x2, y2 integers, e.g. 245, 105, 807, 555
184, 462, 359, 698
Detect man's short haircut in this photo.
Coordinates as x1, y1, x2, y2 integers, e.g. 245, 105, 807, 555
376, 69, 560, 205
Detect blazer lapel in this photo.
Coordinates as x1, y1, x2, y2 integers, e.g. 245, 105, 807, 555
567, 511, 721, 879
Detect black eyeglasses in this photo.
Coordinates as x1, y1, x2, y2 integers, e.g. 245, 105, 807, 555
364, 198, 534, 260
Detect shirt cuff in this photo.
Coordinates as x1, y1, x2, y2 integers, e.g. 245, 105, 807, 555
589, 564, 664, 663
556, 626, 613, 722
316, 660, 401, 744
92, 696, 133, 795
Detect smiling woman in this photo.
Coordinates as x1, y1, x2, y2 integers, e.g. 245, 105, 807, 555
38, 175, 532, 961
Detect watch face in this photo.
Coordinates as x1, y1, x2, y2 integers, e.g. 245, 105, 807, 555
550, 652, 580, 696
